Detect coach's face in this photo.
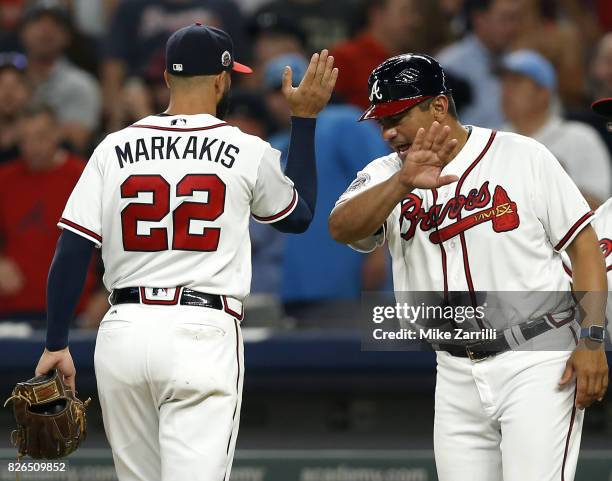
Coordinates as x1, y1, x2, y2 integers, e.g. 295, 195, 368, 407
376, 97, 442, 155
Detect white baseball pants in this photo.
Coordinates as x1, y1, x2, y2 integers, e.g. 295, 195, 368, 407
434, 350, 583, 481
94, 303, 244, 481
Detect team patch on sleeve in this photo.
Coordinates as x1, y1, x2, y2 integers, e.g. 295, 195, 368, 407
346, 173, 371, 193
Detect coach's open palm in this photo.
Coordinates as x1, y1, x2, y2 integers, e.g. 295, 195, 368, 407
398, 121, 459, 190
282, 50, 338, 118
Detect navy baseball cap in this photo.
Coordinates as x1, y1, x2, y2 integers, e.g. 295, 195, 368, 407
360, 54, 451, 121
166, 24, 252, 76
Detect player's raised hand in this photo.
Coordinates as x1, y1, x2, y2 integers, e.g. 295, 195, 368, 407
36, 347, 76, 393
397, 121, 459, 190
282, 50, 338, 118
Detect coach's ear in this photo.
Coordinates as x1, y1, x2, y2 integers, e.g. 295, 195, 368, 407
431, 95, 449, 123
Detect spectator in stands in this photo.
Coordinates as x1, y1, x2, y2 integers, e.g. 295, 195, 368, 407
225, 91, 283, 297
592, 33, 612, 104
246, 11, 307, 89
119, 49, 170, 124
511, 0, 585, 110
101, 0, 246, 132
595, 0, 612, 35
558, 0, 601, 52
0, 105, 98, 324
0, 52, 29, 164
20, 1, 100, 153
437, 0, 521, 129
418, 0, 462, 54
253, 0, 359, 54
501, 50, 611, 208
0, 0, 25, 52
566, 32, 612, 159
263, 54, 391, 324
331, 0, 423, 110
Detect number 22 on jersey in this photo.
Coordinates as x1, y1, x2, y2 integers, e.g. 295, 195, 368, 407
120, 174, 226, 252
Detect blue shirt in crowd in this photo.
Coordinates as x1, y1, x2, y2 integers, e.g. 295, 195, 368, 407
437, 34, 505, 130
270, 104, 390, 302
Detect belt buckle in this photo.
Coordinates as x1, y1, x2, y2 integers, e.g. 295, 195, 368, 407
466, 347, 487, 362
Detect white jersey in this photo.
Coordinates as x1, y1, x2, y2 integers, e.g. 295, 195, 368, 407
562, 197, 612, 333
335, 126, 593, 328
59, 113, 297, 300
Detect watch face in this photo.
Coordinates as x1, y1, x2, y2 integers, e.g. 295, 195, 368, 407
589, 325, 605, 341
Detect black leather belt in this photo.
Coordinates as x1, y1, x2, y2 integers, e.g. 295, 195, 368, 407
109, 287, 223, 310
438, 309, 576, 362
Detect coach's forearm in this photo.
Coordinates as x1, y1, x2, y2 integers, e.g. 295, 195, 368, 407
566, 225, 607, 329
329, 173, 411, 244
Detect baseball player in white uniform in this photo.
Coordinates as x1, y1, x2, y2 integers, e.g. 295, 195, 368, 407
329, 54, 609, 481
34, 24, 337, 481
563, 98, 612, 336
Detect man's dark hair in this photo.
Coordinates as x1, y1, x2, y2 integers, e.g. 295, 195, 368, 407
417, 94, 458, 119
465, 0, 494, 16
19, 103, 56, 121
352, 0, 388, 35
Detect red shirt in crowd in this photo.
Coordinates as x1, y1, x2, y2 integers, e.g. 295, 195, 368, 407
597, 0, 612, 32
0, 153, 96, 317
331, 33, 391, 110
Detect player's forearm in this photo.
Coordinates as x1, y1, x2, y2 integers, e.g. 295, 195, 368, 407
329, 173, 411, 244
566, 226, 607, 329
274, 117, 316, 234
46, 231, 95, 351
284, 117, 316, 213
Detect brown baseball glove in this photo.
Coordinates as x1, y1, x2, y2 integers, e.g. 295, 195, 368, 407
4, 369, 90, 459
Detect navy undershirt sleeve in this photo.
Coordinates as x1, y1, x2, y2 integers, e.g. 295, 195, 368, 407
46, 230, 95, 351
272, 117, 317, 234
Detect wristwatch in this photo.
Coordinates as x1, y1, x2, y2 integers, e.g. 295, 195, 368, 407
580, 325, 606, 343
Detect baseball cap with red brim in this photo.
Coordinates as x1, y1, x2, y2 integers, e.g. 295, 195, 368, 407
359, 53, 450, 121
360, 95, 436, 121
166, 24, 252, 76
592, 98, 612, 119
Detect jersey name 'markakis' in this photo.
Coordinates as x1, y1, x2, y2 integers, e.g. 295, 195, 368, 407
114, 136, 240, 169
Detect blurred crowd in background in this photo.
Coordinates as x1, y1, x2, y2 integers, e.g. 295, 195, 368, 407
1, 0, 612, 331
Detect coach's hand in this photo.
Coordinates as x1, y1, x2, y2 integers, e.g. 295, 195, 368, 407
282, 49, 338, 118
398, 121, 459, 191
559, 341, 608, 409
36, 347, 76, 393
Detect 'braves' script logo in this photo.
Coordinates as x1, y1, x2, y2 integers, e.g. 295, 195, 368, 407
600, 238, 612, 258
369, 79, 382, 102
399, 182, 520, 243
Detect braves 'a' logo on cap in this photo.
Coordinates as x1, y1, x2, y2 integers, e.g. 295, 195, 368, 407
369, 79, 383, 102
221, 51, 232, 67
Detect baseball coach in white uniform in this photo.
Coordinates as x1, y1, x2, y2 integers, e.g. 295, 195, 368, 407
329, 54, 609, 481
34, 24, 338, 481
